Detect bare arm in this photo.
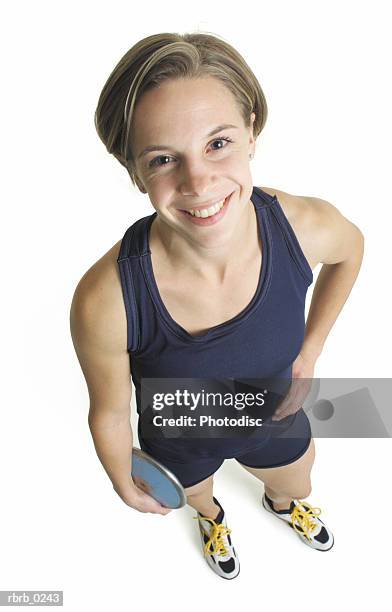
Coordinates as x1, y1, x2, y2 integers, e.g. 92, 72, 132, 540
269, 193, 365, 421
301, 196, 365, 360
69, 261, 171, 515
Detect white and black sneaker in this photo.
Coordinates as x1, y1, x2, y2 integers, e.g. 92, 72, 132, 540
193, 496, 240, 580
262, 492, 334, 551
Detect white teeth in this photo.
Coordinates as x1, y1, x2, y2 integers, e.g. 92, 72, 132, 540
189, 198, 226, 218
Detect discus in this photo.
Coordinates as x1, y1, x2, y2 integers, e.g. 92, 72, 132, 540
131, 447, 187, 509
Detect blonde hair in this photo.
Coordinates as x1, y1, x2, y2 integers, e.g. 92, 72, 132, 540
94, 31, 268, 189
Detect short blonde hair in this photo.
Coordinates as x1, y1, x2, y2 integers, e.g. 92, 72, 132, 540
94, 31, 268, 188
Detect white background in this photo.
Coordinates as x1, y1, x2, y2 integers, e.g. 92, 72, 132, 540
1, 0, 391, 609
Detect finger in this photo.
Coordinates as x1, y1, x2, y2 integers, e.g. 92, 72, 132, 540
277, 384, 298, 409
272, 410, 295, 421
276, 380, 310, 414
276, 389, 304, 414
138, 490, 173, 514
274, 403, 294, 416
275, 395, 292, 411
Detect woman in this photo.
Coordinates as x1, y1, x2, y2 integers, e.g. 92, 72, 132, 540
70, 32, 364, 580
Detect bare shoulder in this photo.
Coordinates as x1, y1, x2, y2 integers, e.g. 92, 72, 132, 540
258, 186, 364, 267
70, 238, 134, 412
258, 186, 302, 222
258, 186, 319, 268
70, 238, 127, 353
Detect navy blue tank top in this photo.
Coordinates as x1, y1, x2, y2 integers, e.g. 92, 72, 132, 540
117, 186, 313, 459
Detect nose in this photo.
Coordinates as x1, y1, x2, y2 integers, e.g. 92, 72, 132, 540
179, 158, 219, 197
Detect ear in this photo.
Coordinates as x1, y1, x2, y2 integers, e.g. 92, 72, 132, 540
249, 112, 257, 149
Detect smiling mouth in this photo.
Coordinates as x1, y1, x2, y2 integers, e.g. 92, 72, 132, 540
182, 193, 232, 218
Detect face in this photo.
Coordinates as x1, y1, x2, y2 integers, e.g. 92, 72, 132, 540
132, 76, 256, 247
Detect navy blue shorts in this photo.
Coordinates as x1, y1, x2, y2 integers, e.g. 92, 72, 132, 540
138, 408, 312, 489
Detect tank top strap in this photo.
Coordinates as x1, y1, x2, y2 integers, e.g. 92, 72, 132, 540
255, 188, 313, 285
117, 215, 151, 260
116, 215, 152, 353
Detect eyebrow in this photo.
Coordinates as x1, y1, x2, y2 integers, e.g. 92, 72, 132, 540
137, 124, 239, 160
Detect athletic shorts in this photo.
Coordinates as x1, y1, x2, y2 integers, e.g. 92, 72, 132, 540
137, 407, 312, 489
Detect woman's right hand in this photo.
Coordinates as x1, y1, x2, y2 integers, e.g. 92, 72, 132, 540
113, 479, 173, 515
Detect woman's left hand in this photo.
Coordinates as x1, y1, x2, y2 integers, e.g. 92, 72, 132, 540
271, 352, 317, 421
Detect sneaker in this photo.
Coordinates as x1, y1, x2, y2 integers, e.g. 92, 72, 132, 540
193, 496, 240, 580
262, 492, 334, 551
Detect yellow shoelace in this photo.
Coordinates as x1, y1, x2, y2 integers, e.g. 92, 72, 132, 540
193, 515, 232, 557
290, 500, 322, 541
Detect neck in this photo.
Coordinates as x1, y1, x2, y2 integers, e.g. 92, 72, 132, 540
150, 199, 257, 284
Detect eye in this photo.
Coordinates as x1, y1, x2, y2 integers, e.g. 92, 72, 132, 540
148, 136, 233, 168
148, 154, 174, 168
209, 136, 233, 151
